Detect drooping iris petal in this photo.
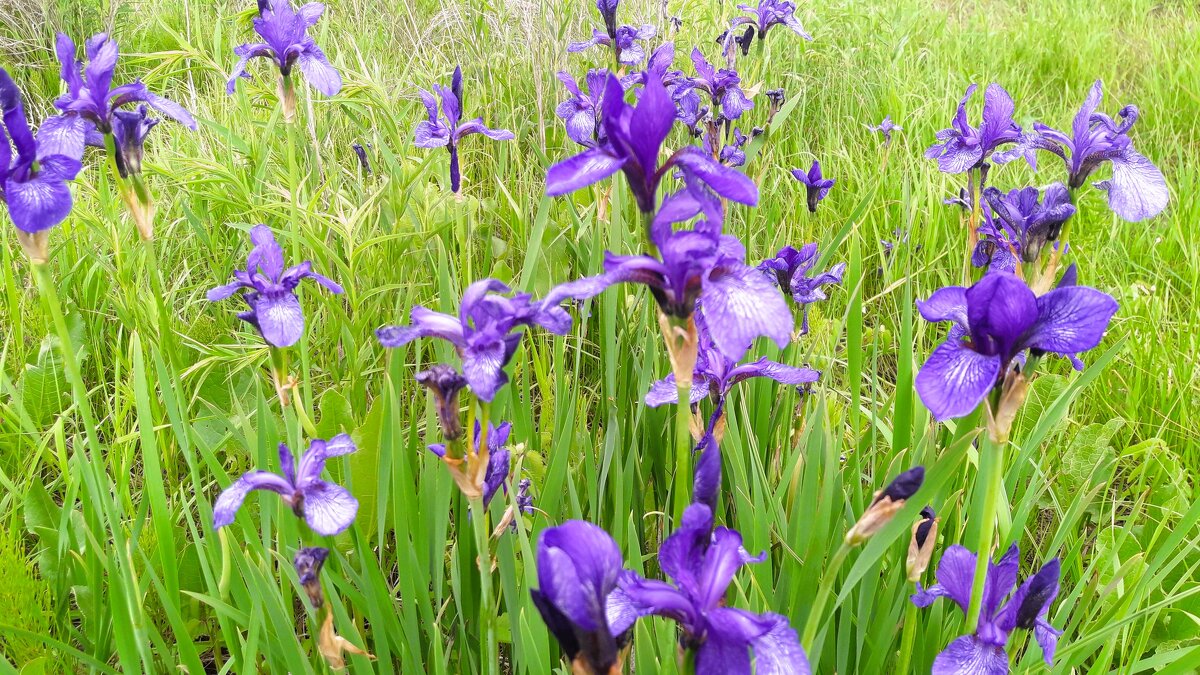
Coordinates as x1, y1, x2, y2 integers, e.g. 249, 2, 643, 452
212, 471, 295, 528
930, 635, 1009, 675
1024, 285, 1118, 356
700, 264, 793, 361
1094, 147, 1169, 222
299, 479, 359, 536
914, 341, 1001, 422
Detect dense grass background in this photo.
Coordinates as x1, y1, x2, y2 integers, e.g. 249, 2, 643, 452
1, 0, 1198, 672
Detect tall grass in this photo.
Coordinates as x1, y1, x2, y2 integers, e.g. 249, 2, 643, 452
1, 0, 1197, 672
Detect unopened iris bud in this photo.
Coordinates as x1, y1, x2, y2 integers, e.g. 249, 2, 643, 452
351, 142, 372, 175
906, 506, 938, 581
765, 88, 786, 123
846, 466, 925, 545
416, 365, 468, 444
294, 546, 330, 608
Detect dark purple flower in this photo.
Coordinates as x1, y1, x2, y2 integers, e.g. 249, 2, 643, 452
913, 544, 1062, 673
376, 278, 583, 401
531, 520, 637, 674
970, 205, 1019, 274
994, 80, 1168, 222
974, 184, 1075, 268
429, 421, 512, 508
226, 0, 341, 97
596, 0, 621, 38
516, 478, 534, 517
111, 105, 159, 178
680, 48, 754, 122
867, 115, 901, 144
717, 25, 757, 59
790, 160, 835, 213
207, 224, 344, 348
213, 434, 359, 536
56, 33, 197, 135
415, 364, 468, 441
758, 243, 845, 334
569, 24, 657, 67
545, 73, 758, 214
294, 546, 329, 607
555, 69, 608, 148
414, 66, 514, 193
907, 506, 938, 582
0, 68, 86, 241
617, 504, 812, 674
729, 0, 811, 42
351, 142, 371, 174
551, 182, 791, 361
702, 127, 749, 167
915, 272, 1117, 421
644, 311, 818, 407
925, 84, 1021, 174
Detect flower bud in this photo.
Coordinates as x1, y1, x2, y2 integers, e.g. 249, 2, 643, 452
416, 365, 468, 444
16, 230, 50, 265
846, 466, 924, 546
906, 506, 938, 581
293, 546, 329, 608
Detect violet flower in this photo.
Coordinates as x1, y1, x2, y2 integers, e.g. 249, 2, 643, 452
994, 80, 1168, 222
226, 0, 342, 101
758, 243, 845, 334
867, 115, 901, 144
644, 311, 818, 407
545, 73, 758, 214
913, 544, 1062, 674
376, 278, 584, 401
729, 0, 812, 43
414, 66, 515, 193
553, 181, 791, 361
0, 68, 86, 261
555, 69, 608, 148
207, 224, 344, 348
569, 25, 657, 67
680, 48, 754, 123
531, 520, 638, 674
55, 33, 197, 137
790, 160, 835, 213
213, 433, 359, 536
617, 504, 812, 673
110, 105, 159, 178
974, 184, 1075, 268
351, 142, 371, 174
429, 421, 512, 508
915, 271, 1117, 421
925, 84, 1021, 174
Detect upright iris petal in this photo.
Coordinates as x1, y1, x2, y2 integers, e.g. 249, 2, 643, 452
915, 272, 1117, 421
913, 544, 1063, 673
925, 83, 1021, 174
207, 224, 344, 348
413, 66, 514, 193
546, 73, 758, 214
226, 0, 342, 98
212, 434, 359, 536
0, 68, 86, 261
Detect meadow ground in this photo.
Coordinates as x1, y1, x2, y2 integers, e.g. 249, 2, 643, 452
0, 0, 1198, 672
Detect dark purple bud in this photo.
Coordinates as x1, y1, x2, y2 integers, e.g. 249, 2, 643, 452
877, 466, 925, 504
257, 0, 271, 15
451, 65, 464, 114
352, 142, 371, 175
416, 365, 468, 441
1015, 559, 1060, 630
598, 0, 620, 39
294, 546, 330, 608
669, 15, 683, 33
914, 506, 936, 548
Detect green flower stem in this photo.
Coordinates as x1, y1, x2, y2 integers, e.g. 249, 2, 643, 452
895, 585, 921, 673
470, 495, 498, 674
284, 116, 314, 413
673, 379, 693, 523
801, 539, 852, 651
965, 434, 1005, 632
964, 168, 981, 284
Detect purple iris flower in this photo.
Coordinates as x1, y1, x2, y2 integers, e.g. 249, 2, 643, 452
925, 84, 1021, 174
429, 421, 512, 508
680, 48, 754, 123
617, 504, 811, 674
973, 184, 1075, 269
790, 160, 835, 213
531, 520, 638, 674
0, 68, 86, 242
226, 0, 342, 98
414, 66, 515, 193
994, 80, 1168, 222
717, 25, 757, 59
54, 33, 197, 139
213, 433, 359, 536
729, 0, 812, 42
555, 69, 608, 148
207, 224, 344, 348
718, 128, 751, 167
913, 544, 1062, 674
867, 115, 901, 144
545, 73, 758, 214
915, 271, 1117, 421
553, 181, 791, 361
376, 278, 583, 402
569, 25, 657, 67
110, 105, 159, 178
644, 311, 819, 407
758, 243, 846, 335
